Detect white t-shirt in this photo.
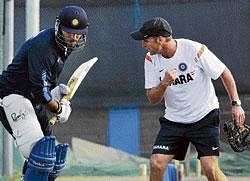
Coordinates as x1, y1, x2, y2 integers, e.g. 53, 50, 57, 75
144, 39, 226, 123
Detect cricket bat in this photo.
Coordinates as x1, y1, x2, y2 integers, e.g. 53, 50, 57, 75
50, 57, 98, 125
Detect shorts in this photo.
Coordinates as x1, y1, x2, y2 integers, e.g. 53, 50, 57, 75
152, 109, 220, 160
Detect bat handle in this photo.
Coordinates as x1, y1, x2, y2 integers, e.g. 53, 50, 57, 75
49, 116, 57, 125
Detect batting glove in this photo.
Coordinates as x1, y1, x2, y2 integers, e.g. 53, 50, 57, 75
57, 99, 72, 123
51, 84, 70, 101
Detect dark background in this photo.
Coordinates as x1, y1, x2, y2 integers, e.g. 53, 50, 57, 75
13, 0, 250, 108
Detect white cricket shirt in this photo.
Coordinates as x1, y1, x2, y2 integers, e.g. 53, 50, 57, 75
144, 39, 226, 123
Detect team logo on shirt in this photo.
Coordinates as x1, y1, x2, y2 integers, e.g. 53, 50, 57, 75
178, 63, 187, 71
171, 70, 195, 86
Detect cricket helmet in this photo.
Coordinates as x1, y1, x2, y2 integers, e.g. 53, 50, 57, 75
55, 6, 89, 52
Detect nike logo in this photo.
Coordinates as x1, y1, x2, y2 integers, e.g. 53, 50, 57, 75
212, 146, 219, 150
159, 69, 164, 72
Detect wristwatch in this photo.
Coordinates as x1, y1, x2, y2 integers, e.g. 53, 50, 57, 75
231, 99, 241, 106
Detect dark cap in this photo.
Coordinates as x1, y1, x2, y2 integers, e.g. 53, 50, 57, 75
130, 17, 172, 40
58, 6, 89, 35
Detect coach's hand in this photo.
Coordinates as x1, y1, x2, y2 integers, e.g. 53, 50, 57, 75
161, 68, 177, 86
232, 105, 245, 128
57, 99, 71, 123
51, 84, 70, 101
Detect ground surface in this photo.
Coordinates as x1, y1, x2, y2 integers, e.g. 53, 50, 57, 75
57, 176, 250, 181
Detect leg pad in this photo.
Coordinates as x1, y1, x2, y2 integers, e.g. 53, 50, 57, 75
24, 136, 56, 181
48, 143, 69, 181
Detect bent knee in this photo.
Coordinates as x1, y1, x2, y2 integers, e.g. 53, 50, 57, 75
201, 157, 219, 176
150, 154, 171, 175
150, 160, 165, 177
203, 165, 217, 175
203, 164, 223, 180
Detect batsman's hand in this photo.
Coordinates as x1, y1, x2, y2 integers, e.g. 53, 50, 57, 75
51, 84, 70, 101
161, 68, 177, 86
57, 99, 71, 123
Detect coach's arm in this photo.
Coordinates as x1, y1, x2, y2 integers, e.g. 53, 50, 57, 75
220, 67, 245, 127
146, 68, 177, 104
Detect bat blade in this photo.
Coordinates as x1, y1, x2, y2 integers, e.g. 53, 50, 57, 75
63, 57, 98, 100
50, 57, 98, 125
